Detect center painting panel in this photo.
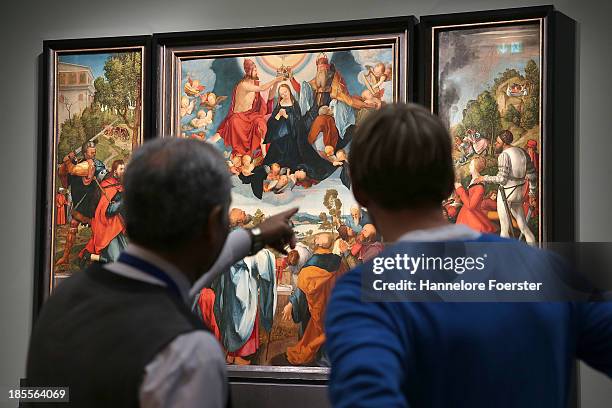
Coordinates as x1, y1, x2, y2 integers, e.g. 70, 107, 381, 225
178, 47, 395, 367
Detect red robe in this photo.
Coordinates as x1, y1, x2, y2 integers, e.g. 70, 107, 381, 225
196, 288, 259, 357
522, 150, 540, 217
84, 177, 124, 255
55, 193, 67, 225
275, 257, 289, 283
307, 115, 339, 148
455, 184, 497, 233
216, 80, 272, 157
351, 240, 384, 263
197, 288, 221, 340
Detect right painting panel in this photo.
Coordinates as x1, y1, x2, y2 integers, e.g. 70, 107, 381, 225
434, 20, 543, 243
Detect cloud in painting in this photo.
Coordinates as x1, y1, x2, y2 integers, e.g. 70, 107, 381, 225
351, 48, 393, 66
181, 59, 217, 94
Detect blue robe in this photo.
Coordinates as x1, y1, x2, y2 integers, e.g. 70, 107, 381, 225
213, 249, 276, 353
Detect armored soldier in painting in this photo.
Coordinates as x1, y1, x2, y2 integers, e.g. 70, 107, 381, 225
55, 140, 106, 266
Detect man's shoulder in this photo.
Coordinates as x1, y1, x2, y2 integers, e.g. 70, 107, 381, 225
162, 330, 226, 368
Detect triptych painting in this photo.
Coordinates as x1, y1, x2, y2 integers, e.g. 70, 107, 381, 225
38, 7, 574, 379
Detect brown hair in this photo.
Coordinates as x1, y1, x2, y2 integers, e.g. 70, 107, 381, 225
349, 103, 454, 209
337, 225, 351, 241
498, 129, 514, 145
287, 250, 300, 266
277, 84, 295, 104
111, 159, 125, 174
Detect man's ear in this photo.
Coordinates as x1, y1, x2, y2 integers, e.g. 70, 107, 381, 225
352, 184, 369, 208
205, 205, 226, 240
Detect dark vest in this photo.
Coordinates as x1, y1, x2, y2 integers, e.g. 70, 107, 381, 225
26, 263, 208, 407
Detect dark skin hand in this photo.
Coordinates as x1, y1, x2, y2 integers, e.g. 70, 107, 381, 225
256, 207, 298, 254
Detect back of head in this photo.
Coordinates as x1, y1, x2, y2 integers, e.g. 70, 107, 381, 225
349, 103, 454, 210
122, 138, 231, 251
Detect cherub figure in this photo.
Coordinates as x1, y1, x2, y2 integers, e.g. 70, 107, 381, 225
263, 163, 284, 192
321, 145, 336, 161
240, 155, 255, 177
191, 109, 213, 129
227, 155, 243, 175
180, 96, 195, 117
332, 149, 348, 167
199, 92, 228, 110
184, 78, 205, 96
266, 163, 282, 181
363, 62, 392, 98
272, 169, 309, 194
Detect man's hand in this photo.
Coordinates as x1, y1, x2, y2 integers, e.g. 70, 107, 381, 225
473, 176, 484, 184
282, 303, 293, 321
257, 207, 298, 254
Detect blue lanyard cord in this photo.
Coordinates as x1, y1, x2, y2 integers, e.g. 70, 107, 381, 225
117, 252, 183, 299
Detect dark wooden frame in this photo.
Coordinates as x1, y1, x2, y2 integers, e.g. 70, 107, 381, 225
418, 5, 577, 244
34, 36, 152, 320
152, 16, 416, 381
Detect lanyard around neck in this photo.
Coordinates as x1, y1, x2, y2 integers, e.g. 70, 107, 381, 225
117, 252, 183, 299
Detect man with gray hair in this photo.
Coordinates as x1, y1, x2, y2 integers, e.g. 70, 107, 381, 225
27, 138, 297, 407
344, 204, 371, 234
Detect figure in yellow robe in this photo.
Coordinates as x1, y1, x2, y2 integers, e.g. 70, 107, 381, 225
286, 234, 348, 365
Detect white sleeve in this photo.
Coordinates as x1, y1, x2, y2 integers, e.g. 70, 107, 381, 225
483, 152, 511, 185
139, 331, 228, 408
189, 228, 251, 297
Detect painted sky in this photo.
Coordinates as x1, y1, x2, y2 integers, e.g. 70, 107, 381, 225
59, 51, 137, 79
437, 23, 541, 127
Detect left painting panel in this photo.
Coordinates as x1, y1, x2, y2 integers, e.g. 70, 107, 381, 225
40, 38, 150, 302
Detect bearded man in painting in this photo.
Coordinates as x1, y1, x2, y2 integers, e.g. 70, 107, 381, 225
80, 159, 127, 265
212, 59, 283, 158
284, 232, 348, 366
289, 53, 371, 151
55, 141, 107, 266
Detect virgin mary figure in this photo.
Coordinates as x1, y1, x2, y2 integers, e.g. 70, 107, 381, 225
240, 83, 349, 199
263, 83, 338, 182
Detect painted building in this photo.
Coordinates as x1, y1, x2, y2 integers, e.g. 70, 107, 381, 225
57, 62, 95, 125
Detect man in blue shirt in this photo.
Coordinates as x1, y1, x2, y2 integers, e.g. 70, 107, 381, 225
325, 103, 612, 408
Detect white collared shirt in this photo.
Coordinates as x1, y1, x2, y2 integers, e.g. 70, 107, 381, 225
397, 223, 481, 242
104, 228, 251, 408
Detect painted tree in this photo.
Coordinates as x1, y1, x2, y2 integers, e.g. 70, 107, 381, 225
453, 123, 467, 139
491, 68, 523, 93
58, 117, 86, 161
522, 59, 540, 130
323, 189, 342, 237
462, 91, 502, 154
252, 208, 265, 226
504, 104, 522, 127
94, 52, 142, 151
524, 59, 540, 98
61, 95, 76, 123
319, 212, 332, 231
521, 96, 539, 129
